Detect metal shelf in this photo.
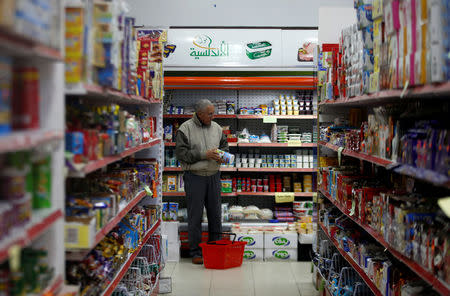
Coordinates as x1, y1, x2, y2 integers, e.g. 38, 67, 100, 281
0, 28, 63, 61
66, 190, 152, 257
163, 114, 236, 119
164, 167, 182, 172
163, 192, 313, 197
65, 83, 161, 104
237, 168, 317, 173
164, 167, 316, 173
236, 143, 316, 147
318, 222, 382, 296
319, 141, 450, 187
238, 192, 314, 197
164, 142, 314, 148
0, 209, 63, 263
69, 138, 161, 177
0, 129, 63, 154
101, 191, 147, 247
393, 164, 450, 189
318, 141, 394, 168
237, 115, 317, 120
318, 82, 450, 107
319, 188, 450, 296
164, 167, 237, 172
101, 220, 161, 296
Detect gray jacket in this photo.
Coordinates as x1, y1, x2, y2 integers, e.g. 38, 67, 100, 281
175, 114, 229, 176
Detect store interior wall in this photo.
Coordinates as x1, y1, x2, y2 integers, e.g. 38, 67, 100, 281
318, 0, 355, 44
128, 0, 319, 27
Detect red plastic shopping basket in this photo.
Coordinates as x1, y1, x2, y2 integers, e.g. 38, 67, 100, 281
199, 233, 247, 269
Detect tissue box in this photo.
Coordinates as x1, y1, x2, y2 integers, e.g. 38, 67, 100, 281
243, 248, 264, 261
236, 233, 264, 249
264, 248, 298, 261
264, 232, 298, 249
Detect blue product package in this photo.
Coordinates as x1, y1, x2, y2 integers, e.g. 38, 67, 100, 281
107, 129, 116, 154
169, 202, 179, 221
65, 132, 84, 154
363, 25, 374, 49
117, 220, 139, 250
0, 56, 12, 135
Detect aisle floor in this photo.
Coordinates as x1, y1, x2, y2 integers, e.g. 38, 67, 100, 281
159, 259, 319, 296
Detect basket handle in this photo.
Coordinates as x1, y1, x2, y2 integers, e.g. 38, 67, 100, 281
207, 232, 236, 245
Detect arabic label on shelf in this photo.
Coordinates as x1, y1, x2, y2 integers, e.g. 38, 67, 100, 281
263, 116, 277, 123
275, 192, 295, 203
287, 140, 302, 146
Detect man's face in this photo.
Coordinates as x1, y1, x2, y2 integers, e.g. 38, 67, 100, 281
197, 105, 215, 126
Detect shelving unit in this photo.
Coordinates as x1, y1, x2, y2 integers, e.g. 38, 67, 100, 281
66, 191, 149, 255
66, 83, 161, 104
0, 209, 63, 263
68, 138, 162, 177
0, 28, 63, 61
318, 81, 450, 107
319, 188, 450, 295
0, 130, 63, 154
164, 167, 316, 173
164, 142, 314, 148
0, 2, 66, 293
163, 114, 236, 119
318, 222, 382, 296
61, 3, 166, 292
101, 220, 161, 296
318, 141, 394, 168
163, 192, 314, 197
238, 168, 317, 173
237, 115, 317, 120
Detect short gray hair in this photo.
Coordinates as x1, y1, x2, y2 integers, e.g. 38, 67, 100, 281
194, 99, 213, 113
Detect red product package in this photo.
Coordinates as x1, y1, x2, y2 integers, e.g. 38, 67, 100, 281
12, 67, 40, 129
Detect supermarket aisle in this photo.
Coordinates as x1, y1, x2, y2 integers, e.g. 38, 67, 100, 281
160, 259, 318, 296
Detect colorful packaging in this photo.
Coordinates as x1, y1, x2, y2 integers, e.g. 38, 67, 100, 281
0, 56, 12, 135
32, 156, 52, 209
12, 67, 40, 130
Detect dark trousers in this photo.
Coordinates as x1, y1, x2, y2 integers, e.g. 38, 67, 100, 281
183, 171, 222, 257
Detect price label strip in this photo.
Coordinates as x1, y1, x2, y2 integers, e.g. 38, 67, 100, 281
263, 116, 277, 123
275, 192, 295, 203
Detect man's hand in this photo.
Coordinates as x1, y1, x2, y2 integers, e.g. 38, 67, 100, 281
205, 149, 221, 162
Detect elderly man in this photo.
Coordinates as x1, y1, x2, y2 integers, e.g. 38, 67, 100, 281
175, 99, 229, 264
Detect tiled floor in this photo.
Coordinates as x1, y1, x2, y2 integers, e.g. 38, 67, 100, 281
159, 259, 319, 296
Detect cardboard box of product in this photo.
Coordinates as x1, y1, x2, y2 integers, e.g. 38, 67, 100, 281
264, 232, 298, 249
243, 248, 264, 261
236, 233, 264, 249
167, 175, 177, 192
264, 248, 298, 261
162, 221, 179, 243
64, 217, 96, 249
167, 241, 181, 262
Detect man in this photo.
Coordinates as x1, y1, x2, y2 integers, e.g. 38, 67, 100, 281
175, 99, 229, 264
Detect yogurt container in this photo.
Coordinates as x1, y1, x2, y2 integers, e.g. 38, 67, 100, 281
246, 41, 272, 60
217, 149, 235, 165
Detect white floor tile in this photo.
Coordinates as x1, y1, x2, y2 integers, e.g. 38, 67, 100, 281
298, 283, 319, 296
161, 262, 177, 277
210, 263, 254, 296
159, 260, 314, 296
290, 262, 313, 283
